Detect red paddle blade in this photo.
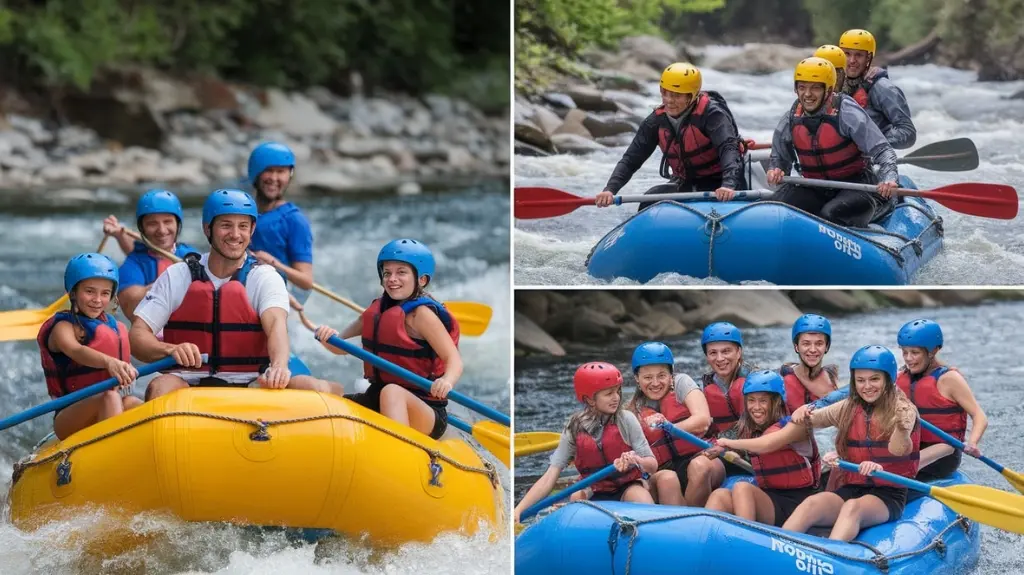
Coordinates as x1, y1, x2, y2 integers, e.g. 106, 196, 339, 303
514, 186, 595, 219
926, 183, 1019, 220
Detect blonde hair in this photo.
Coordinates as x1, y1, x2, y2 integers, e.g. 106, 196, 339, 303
835, 374, 908, 461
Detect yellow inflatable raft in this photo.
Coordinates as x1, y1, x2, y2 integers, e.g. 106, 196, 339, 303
8, 388, 503, 544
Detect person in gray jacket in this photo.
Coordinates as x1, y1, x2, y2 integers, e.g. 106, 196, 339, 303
838, 28, 917, 150
766, 57, 900, 228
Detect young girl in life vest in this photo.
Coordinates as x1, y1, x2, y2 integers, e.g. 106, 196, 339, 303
313, 239, 460, 440
705, 370, 821, 527
514, 362, 657, 523
627, 341, 712, 506
36, 253, 140, 440
783, 345, 920, 541
896, 319, 987, 483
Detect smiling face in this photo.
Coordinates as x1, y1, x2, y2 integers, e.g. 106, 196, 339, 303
795, 81, 827, 113
795, 332, 828, 368
636, 364, 672, 401
140, 213, 179, 251
380, 261, 426, 300
72, 278, 114, 318
842, 48, 871, 79
587, 385, 622, 415
256, 166, 292, 201
901, 346, 931, 375
206, 214, 253, 261
660, 88, 694, 117
745, 392, 773, 426
705, 342, 741, 379
853, 369, 888, 404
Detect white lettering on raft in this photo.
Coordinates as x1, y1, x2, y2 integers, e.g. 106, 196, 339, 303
818, 224, 862, 260
771, 538, 835, 575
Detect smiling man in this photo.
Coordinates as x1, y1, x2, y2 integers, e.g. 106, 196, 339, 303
838, 29, 916, 149
245, 142, 315, 302
766, 57, 900, 228
595, 62, 748, 212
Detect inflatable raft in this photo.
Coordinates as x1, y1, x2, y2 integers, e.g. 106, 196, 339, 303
585, 175, 943, 285
516, 472, 980, 575
8, 385, 504, 546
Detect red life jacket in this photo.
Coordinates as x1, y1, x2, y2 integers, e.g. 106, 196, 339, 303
655, 91, 743, 182
163, 254, 270, 374
37, 311, 130, 399
896, 366, 967, 444
702, 372, 745, 436
848, 68, 889, 109
361, 296, 461, 406
790, 95, 868, 180
637, 391, 703, 466
843, 403, 920, 487
574, 420, 644, 493
780, 364, 838, 415
745, 421, 820, 490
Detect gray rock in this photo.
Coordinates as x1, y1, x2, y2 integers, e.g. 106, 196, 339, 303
564, 86, 620, 113
679, 290, 802, 328
550, 133, 605, 154
57, 126, 100, 150
515, 311, 566, 356
713, 44, 817, 75
68, 150, 114, 173
619, 35, 679, 70
553, 109, 594, 139
582, 115, 637, 138
9, 115, 54, 145
0, 130, 35, 154
788, 290, 867, 314
256, 89, 338, 136
540, 93, 577, 110
166, 135, 228, 165
335, 136, 403, 159
628, 312, 688, 339
295, 165, 357, 192
514, 140, 552, 157
570, 308, 620, 343
38, 163, 85, 182
396, 181, 422, 195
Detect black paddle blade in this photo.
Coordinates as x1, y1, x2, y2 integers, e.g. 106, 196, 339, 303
899, 138, 979, 172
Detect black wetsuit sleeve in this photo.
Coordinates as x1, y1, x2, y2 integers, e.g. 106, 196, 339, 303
604, 113, 660, 194
704, 105, 743, 189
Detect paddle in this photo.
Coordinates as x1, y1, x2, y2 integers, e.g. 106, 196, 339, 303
746, 138, 979, 172
0, 355, 194, 432
519, 465, 622, 521
515, 431, 562, 457
514, 186, 774, 220
783, 176, 1019, 220
0, 236, 111, 329
836, 459, 1024, 534
919, 419, 1024, 494
448, 415, 509, 467
0, 323, 44, 343
659, 423, 755, 474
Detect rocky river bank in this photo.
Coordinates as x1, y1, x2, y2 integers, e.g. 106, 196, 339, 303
0, 66, 509, 205
514, 289, 1024, 356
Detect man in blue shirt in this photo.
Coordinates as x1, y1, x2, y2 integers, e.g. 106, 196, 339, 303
246, 142, 315, 303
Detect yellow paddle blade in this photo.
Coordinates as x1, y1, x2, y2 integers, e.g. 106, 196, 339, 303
1002, 467, 1024, 495
471, 420, 509, 467
0, 294, 69, 328
0, 323, 43, 343
933, 483, 1024, 534
445, 302, 492, 337
515, 431, 561, 457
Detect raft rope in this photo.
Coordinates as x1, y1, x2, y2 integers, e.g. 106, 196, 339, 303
553, 501, 972, 575
11, 411, 499, 488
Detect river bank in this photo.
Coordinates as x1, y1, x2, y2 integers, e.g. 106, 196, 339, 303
0, 66, 509, 203
514, 289, 1024, 355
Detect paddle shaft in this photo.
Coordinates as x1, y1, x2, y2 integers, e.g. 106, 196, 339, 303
0, 355, 188, 431
615, 189, 772, 205
659, 423, 754, 474
325, 334, 510, 426
919, 419, 1007, 473
520, 465, 619, 521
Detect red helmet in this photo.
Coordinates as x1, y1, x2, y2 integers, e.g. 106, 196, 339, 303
574, 362, 623, 403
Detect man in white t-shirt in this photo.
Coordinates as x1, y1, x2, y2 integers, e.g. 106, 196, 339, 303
129, 188, 342, 399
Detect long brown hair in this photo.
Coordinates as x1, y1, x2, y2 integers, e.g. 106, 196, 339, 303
835, 373, 908, 461
736, 393, 788, 439
567, 387, 624, 437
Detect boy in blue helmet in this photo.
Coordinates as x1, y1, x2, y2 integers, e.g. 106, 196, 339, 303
780, 314, 839, 415
130, 189, 341, 398
313, 239, 462, 440
102, 190, 198, 322
245, 142, 315, 302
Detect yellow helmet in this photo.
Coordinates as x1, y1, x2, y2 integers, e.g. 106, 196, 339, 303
814, 44, 847, 71
660, 63, 702, 95
794, 57, 837, 91
839, 29, 876, 57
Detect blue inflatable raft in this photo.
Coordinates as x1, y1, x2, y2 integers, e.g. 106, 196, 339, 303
516, 471, 981, 575
585, 176, 943, 285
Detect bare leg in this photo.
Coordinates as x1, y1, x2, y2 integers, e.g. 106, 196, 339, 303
145, 374, 190, 401
288, 374, 344, 396
829, 495, 892, 541
685, 456, 726, 507
122, 396, 143, 410
919, 443, 956, 470
653, 469, 685, 506
732, 481, 777, 525
705, 487, 734, 514
379, 383, 438, 436
781, 491, 845, 533
622, 482, 655, 504
53, 390, 126, 440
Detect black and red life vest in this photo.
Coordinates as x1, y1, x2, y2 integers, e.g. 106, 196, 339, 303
896, 366, 967, 444
37, 311, 130, 399
791, 95, 868, 180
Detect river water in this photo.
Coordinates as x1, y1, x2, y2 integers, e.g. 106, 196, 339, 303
0, 184, 511, 574
514, 46, 1024, 285
513, 297, 1024, 574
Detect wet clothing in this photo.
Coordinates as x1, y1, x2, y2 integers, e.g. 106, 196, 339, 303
345, 384, 448, 439
842, 68, 916, 150
605, 92, 748, 207
768, 93, 899, 228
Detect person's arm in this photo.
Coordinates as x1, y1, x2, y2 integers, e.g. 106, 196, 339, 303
719, 420, 808, 454
808, 399, 847, 428
260, 307, 291, 370
941, 370, 988, 449
888, 399, 919, 456
767, 112, 796, 174
704, 106, 743, 189
118, 286, 148, 322
410, 306, 463, 397
869, 79, 916, 149
49, 322, 128, 376
603, 114, 661, 194
620, 411, 658, 475
514, 464, 565, 523
675, 376, 712, 436
838, 95, 899, 183
811, 386, 850, 410
130, 264, 188, 362
315, 318, 362, 355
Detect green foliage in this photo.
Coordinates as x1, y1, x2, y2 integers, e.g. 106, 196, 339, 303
801, 0, 939, 51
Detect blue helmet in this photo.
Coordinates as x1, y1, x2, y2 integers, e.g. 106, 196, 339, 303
202, 189, 258, 228
701, 322, 743, 352
742, 369, 786, 403
377, 239, 435, 282
849, 345, 898, 384
64, 252, 119, 294
631, 342, 674, 373
248, 142, 296, 185
897, 319, 943, 352
792, 314, 832, 347
136, 189, 183, 224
